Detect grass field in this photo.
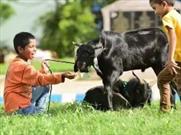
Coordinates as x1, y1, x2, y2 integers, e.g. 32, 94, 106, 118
0, 102, 181, 135
0, 57, 75, 74
1, 57, 181, 135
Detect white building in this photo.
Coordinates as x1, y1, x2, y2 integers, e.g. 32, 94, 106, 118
102, 0, 181, 32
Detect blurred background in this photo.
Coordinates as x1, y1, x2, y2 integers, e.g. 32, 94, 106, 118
0, 0, 181, 72
0, 0, 181, 103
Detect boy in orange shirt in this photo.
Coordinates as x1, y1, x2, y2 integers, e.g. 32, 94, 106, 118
149, 0, 181, 112
4, 32, 76, 115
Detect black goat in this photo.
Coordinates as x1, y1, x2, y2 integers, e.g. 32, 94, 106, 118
83, 72, 152, 110
83, 85, 130, 111
74, 28, 176, 110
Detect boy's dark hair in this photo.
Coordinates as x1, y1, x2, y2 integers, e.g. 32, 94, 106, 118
149, 0, 175, 6
13, 32, 35, 54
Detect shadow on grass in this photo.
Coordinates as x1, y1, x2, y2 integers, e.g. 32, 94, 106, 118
1, 101, 176, 117
47, 102, 95, 116
0, 102, 95, 117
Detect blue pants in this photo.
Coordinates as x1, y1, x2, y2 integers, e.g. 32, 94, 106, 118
17, 86, 50, 115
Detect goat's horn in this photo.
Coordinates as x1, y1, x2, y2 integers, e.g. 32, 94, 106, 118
92, 46, 102, 50
72, 41, 80, 47
132, 71, 144, 84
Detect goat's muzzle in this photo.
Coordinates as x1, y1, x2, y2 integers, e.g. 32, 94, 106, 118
75, 61, 89, 72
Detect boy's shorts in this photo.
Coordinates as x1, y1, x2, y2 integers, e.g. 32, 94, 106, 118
16, 85, 50, 115
16, 104, 43, 115
173, 62, 181, 95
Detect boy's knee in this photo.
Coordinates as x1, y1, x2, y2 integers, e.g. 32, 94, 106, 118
38, 85, 50, 93
43, 85, 50, 93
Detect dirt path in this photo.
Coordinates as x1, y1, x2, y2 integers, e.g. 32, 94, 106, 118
0, 68, 160, 100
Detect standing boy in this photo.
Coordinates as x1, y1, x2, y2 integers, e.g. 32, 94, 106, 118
4, 32, 76, 115
149, 0, 181, 112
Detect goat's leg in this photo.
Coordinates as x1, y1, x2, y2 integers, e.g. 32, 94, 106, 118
104, 84, 113, 110
103, 70, 121, 110
103, 79, 116, 110
112, 92, 131, 109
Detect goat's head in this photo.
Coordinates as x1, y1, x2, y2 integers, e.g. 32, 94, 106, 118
131, 72, 152, 107
74, 44, 95, 72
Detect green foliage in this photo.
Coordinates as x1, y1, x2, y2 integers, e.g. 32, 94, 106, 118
0, 63, 8, 74
0, 0, 15, 24
32, 57, 75, 72
38, 0, 117, 57
1, 102, 181, 135
0, 57, 75, 74
39, 0, 98, 57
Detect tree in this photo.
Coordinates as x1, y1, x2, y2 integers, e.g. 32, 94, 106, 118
0, 0, 15, 51
38, 0, 116, 57
38, 0, 97, 57
0, 0, 15, 62
0, 0, 15, 25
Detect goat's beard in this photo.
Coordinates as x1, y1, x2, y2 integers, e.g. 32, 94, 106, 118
79, 66, 89, 72
75, 61, 91, 72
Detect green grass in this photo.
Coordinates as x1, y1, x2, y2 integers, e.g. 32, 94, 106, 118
0, 63, 8, 75
0, 57, 75, 75
32, 57, 75, 72
0, 102, 181, 135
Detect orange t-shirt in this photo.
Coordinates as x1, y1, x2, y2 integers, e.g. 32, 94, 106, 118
4, 57, 64, 113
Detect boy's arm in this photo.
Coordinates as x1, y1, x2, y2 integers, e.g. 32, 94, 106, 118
165, 26, 179, 74
20, 65, 76, 86
20, 65, 64, 85
167, 26, 176, 62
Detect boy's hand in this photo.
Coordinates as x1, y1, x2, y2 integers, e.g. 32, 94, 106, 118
165, 60, 180, 75
62, 72, 76, 79
41, 61, 50, 73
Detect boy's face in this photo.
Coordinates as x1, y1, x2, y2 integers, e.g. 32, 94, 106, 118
150, 2, 167, 18
18, 39, 37, 61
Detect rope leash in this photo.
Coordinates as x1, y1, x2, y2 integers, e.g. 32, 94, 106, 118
43, 59, 74, 113
44, 59, 74, 64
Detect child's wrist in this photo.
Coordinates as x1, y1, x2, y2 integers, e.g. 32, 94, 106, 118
61, 74, 65, 81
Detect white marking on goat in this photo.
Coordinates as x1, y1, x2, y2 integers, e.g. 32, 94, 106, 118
138, 31, 151, 35
93, 57, 102, 75
94, 41, 103, 56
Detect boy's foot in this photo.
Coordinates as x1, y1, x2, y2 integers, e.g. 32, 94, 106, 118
160, 104, 171, 113
160, 107, 174, 114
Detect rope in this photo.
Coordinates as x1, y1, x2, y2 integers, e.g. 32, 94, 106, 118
43, 62, 52, 113
43, 59, 74, 113
44, 59, 74, 64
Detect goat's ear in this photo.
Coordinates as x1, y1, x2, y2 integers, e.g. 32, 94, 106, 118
72, 41, 80, 47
